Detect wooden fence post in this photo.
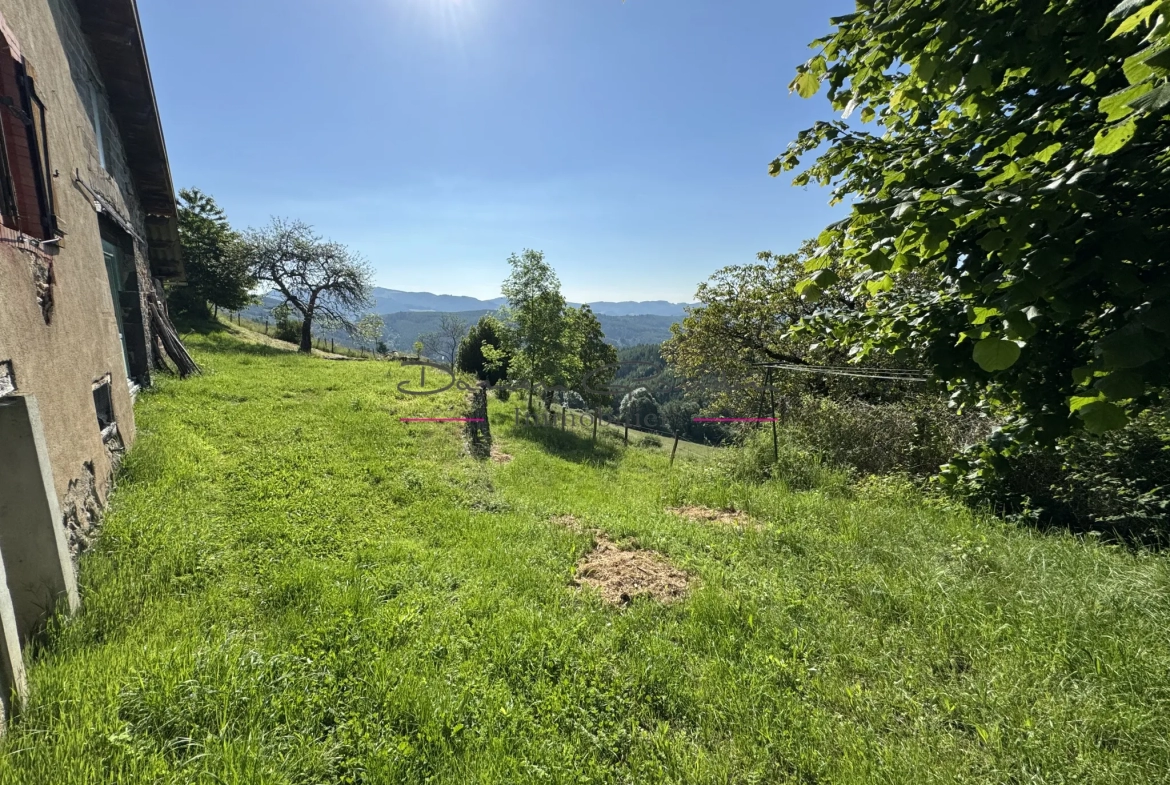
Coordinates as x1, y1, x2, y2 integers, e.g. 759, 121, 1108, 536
670, 434, 680, 467
767, 367, 779, 464
624, 423, 629, 445
561, 406, 566, 430
592, 410, 598, 443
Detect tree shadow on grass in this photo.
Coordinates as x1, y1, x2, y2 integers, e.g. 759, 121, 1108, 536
512, 420, 623, 467
173, 316, 308, 359
196, 332, 299, 359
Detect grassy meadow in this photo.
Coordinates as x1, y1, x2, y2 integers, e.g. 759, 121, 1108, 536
1, 327, 1169, 783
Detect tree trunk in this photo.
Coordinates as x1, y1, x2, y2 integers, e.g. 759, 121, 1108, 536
299, 315, 314, 353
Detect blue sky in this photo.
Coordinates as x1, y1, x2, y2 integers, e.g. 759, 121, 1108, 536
138, 0, 854, 302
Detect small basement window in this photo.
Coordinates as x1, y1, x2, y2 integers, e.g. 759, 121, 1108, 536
92, 376, 114, 431
0, 360, 14, 398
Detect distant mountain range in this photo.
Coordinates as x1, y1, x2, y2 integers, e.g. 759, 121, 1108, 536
364, 288, 696, 318
373, 310, 679, 351
250, 288, 693, 350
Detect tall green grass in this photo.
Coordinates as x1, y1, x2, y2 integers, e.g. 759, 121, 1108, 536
1, 328, 1168, 783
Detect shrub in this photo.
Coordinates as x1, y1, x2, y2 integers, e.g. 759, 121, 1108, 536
637, 435, 663, 448
457, 315, 510, 384
944, 408, 1170, 541
783, 395, 991, 477
719, 428, 851, 494
271, 304, 302, 345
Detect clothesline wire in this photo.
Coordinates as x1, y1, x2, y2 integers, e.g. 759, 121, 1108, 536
753, 362, 928, 383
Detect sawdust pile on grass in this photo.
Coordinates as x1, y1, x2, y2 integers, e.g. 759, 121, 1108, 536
667, 505, 756, 528
573, 535, 690, 606
550, 514, 586, 533
490, 446, 513, 463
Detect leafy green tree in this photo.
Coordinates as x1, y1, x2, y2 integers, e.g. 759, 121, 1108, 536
776, 0, 1170, 441
566, 304, 618, 408
242, 218, 373, 354
618, 387, 660, 428
457, 315, 511, 384
500, 249, 573, 411
664, 243, 920, 416
353, 314, 385, 354
661, 399, 699, 437
1098, 0, 1170, 143
171, 188, 254, 318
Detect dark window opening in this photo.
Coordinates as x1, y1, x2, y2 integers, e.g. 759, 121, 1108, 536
0, 360, 14, 398
92, 377, 114, 431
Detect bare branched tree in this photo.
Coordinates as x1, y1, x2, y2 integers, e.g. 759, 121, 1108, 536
243, 218, 373, 353
418, 331, 444, 362
437, 314, 469, 370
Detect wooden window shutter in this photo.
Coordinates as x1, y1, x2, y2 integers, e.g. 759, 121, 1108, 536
15, 58, 54, 239
0, 38, 19, 228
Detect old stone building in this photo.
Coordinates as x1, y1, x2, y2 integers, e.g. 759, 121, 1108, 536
0, 0, 183, 731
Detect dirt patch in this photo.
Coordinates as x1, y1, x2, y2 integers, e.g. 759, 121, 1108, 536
667, 505, 757, 528
550, 514, 590, 533
573, 535, 691, 606
551, 514, 579, 526
490, 446, 513, 464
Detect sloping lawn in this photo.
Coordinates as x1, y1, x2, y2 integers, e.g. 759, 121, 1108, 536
2, 329, 1169, 783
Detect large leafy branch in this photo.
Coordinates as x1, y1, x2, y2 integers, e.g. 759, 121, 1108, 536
775, 0, 1170, 440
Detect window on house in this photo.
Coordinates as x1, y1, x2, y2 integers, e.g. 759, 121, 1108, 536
89, 82, 105, 171
0, 360, 14, 398
0, 41, 58, 239
92, 376, 114, 432
100, 219, 148, 384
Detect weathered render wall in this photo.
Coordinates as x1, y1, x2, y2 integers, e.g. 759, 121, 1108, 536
0, 0, 155, 553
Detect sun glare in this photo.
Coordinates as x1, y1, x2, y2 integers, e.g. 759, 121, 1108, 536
404, 0, 484, 42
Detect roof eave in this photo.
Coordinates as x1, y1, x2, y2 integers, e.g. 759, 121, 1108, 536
74, 0, 183, 280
